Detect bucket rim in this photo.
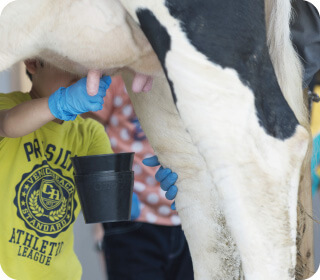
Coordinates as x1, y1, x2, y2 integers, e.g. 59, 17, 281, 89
71, 152, 135, 160
74, 170, 134, 177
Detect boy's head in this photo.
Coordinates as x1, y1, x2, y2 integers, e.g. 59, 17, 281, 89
24, 59, 81, 98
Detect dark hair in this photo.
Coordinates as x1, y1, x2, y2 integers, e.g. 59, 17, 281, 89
26, 69, 32, 81
25, 60, 44, 81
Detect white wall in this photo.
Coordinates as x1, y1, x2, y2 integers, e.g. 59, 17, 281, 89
0, 63, 23, 93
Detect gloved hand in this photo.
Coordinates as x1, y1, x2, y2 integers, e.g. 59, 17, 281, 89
48, 75, 111, 121
130, 192, 141, 220
142, 155, 178, 210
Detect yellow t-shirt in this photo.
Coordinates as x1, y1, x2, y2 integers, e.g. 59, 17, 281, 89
0, 92, 113, 280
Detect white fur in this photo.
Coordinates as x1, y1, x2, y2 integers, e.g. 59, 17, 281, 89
265, 0, 311, 271
0, 0, 161, 76
0, 0, 311, 279
122, 71, 242, 279
121, 1, 309, 279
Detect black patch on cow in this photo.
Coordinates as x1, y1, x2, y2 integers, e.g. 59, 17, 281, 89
163, 0, 300, 139
136, 1, 301, 140
136, 9, 177, 104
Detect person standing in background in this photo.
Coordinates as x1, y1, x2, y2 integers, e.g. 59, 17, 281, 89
83, 75, 194, 280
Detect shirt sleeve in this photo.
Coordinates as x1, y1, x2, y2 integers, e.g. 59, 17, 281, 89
0, 93, 21, 142
0, 93, 18, 111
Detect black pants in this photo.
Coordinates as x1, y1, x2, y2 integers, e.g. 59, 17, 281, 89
102, 222, 194, 280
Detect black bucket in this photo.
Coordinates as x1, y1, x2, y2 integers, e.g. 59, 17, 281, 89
71, 153, 135, 224
71, 152, 134, 175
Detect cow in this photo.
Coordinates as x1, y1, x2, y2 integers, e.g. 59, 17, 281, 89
0, 0, 314, 279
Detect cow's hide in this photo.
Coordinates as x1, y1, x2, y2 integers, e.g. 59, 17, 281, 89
0, 0, 312, 279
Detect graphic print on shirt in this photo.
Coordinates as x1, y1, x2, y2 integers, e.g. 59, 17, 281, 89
14, 161, 77, 238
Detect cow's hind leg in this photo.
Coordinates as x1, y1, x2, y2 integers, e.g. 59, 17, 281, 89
265, 0, 313, 277
122, 70, 243, 280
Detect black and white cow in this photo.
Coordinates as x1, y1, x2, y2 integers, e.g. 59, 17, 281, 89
0, 0, 312, 279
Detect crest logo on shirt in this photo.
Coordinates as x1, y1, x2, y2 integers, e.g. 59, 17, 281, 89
14, 161, 77, 238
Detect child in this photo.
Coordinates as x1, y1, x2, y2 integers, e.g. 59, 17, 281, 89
0, 59, 113, 280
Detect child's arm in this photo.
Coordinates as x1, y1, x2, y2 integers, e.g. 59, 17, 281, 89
0, 97, 54, 138
0, 76, 111, 138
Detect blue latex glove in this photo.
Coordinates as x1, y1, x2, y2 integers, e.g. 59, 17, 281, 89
142, 156, 178, 210
130, 192, 141, 220
48, 76, 111, 121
